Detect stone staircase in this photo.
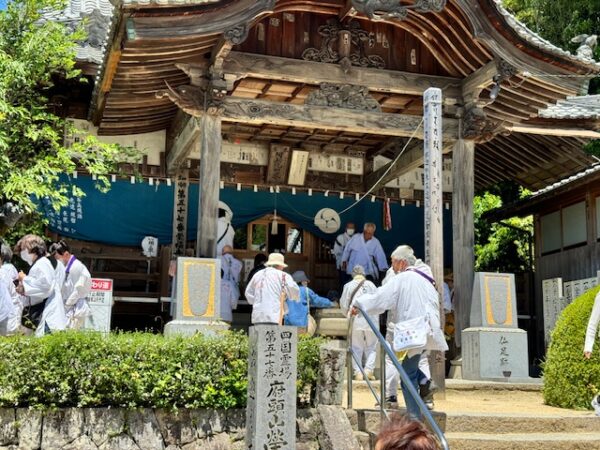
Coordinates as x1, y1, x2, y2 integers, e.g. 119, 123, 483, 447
348, 409, 600, 450
343, 380, 600, 450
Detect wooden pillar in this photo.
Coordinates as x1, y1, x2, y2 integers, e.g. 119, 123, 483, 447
452, 138, 475, 348
423, 88, 445, 393
196, 114, 222, 258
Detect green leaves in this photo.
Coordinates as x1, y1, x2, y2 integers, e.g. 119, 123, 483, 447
0, 0, 141, 223
0, 331, 326, 410
543, 286, 600, 410
474, 188, 533, 273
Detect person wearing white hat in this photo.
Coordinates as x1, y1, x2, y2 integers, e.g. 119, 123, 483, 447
245, 253, 300, 325
340, 265, 379, 380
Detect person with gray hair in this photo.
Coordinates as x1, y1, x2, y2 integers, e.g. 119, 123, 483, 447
351, 245, 447, 419
340, 265, 379, 380
381, 245, 441, 410
341, 223, 388, 282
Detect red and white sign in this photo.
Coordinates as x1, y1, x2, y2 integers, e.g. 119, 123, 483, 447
91, 279, 113, 291
86, 278, 114, 333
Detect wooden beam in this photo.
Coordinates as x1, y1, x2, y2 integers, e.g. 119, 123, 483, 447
452, 139, 475, 348
196, 115, 222, 259
166, 115, 200, 175
462, 60, 498, 102
508, 124, 600, 139
219, 97, 459, 140
181, 51, 462, 104
364, 141, 423, 192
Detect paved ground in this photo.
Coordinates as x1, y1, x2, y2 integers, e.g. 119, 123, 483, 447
344, 380, 594, 417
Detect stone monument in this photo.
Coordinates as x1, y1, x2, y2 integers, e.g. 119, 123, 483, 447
246, 325, 297, 450
542, 277, 565, 346
164, 257, 229, 336
462, 272, 529, 380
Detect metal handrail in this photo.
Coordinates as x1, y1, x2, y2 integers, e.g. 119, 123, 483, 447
347, 306, 449, 450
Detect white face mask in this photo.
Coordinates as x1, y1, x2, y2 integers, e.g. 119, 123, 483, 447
20, 250, 34, 266
346, 229, 355, 236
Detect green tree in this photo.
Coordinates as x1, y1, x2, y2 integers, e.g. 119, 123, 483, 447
474, 185, 533, 273
0, 0, 138, 230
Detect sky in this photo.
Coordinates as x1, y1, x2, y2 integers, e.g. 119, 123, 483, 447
0, 0, 6, 10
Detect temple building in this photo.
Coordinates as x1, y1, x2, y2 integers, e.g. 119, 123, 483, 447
46, 0, 600, 364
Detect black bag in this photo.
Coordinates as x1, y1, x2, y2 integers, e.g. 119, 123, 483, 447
21, 299, 47, 330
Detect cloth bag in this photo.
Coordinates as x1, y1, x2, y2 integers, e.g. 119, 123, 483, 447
393, 315, 429, 352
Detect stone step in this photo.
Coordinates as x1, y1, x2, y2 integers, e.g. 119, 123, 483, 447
446, 432, 600, 450
446, 413, 599, 434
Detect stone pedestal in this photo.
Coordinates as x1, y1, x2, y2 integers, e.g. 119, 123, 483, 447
164, 257, 226, 336
462, 327, 529, 380
313, 308, 349, 337
246, 325, 297, 450
448, 357, 462, 379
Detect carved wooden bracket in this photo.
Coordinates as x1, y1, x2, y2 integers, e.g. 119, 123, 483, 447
305, 83, 381, 112
351, 0, 447, 21
462, 105, 502, 143
156, 82, 226, 116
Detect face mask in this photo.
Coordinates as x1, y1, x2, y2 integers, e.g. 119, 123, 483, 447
20, 250, 33, 266
347, 229, 355, 236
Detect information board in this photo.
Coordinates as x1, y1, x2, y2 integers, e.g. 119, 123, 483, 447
85, 278, 114, 333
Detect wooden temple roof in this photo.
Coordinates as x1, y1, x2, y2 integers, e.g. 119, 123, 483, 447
80, 0, 600, 191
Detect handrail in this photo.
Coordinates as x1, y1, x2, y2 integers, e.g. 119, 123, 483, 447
347, 306, 449, 450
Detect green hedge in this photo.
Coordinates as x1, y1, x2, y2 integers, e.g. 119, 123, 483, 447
0, 331, 325, 409
543, 286, 600, 410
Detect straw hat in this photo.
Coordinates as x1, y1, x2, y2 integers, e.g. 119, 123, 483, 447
265, 252, 287, 268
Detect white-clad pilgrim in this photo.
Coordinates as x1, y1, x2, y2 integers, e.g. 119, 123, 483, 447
584, 290, 600, 359
0, 278, 13, 335
341, 223, 388, 281
351, 245, 447, 420
333, 222, 355, 273
340, 264, 379, 381
244, 252, 300, 324
0, 243, 23, 335
216, 201, 235, 257
50, 240, 92, 330
220, 245, 242, 323
16, 235, 67, 336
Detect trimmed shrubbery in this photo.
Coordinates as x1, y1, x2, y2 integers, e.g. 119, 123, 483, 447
0, 331, 325, 409
543, 286, 600, 410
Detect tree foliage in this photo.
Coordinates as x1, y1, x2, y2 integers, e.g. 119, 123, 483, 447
543, 286, 600, 410
503, 0, 600, 58
0, 0, 138, 228
474, 184, 533, 273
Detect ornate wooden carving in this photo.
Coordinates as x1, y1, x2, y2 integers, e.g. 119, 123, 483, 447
305, 83, 381, 112
224, 23, 250, 45
156, 82, 226, 117
462, 105, 501, 142
301, 19, 385, 71
351, 0, 447, 21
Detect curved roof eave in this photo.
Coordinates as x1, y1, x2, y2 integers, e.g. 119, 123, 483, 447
487, 0, 600, 72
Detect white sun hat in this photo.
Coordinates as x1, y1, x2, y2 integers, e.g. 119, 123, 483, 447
265, 252, 287, 268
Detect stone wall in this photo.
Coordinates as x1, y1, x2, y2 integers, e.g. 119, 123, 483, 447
0, 408, 323, 450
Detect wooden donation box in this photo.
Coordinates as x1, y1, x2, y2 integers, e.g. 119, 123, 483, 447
462, 272, 529, 381
164, 257, 228, 336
